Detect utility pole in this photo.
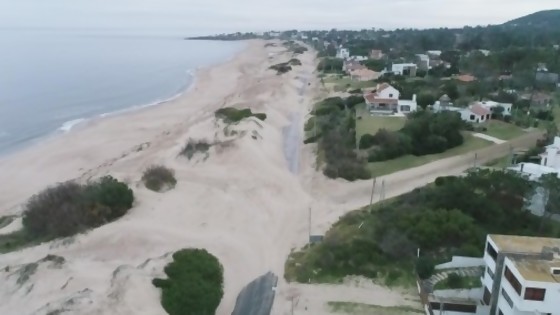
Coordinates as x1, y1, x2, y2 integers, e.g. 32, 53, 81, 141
369, 177, 377, 210
379, 179, 386, 202
473, 153, 478, 168
308, 207, 311, 243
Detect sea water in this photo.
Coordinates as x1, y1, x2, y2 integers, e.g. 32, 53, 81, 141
0, 29, 244, 155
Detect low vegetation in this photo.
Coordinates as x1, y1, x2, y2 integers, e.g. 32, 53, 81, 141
285, 169, 560, 286
269, 62, 292, 74
153, 249, 223, 315
0, 215, 15, 229
328, 302, 423, 315
180, 140, 211, 160
283, 41, 308, 54
142, 165, 177, 192
433, 273, 482, 291
1, 177, 134, 253
215, 107, 267, 123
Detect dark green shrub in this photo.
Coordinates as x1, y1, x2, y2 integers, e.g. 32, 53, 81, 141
304, 134, 321, 144
359, 134, 376, 149
22, 176, 134, 239
416, 257, 435, 280
142, 165, 177, 192
153, 249, 223, 315
269, 63, 292, 74
289, 58, 302, 66
215, 107, 267, 123
253, 113, 267, 121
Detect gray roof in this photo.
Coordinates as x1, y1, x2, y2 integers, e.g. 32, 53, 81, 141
439, 94, 451, 102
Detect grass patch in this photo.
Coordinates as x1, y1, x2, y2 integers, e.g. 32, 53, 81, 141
152, 249, 223, 315
485, 155, 511, 168
328, 302, 423, 315
433, 274, 482, 291
367, 134, 492, 177
482, 120, 526, 140
356, 106, 406, 141
142, 165, 177, 192
0, 230, 34, 254
215, 107, 267, 123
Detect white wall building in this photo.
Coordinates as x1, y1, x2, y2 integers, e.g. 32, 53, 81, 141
477, 101, 513, 116
363, 83, 417, 115
540, 136, 560, 169
391, 63, 418, 76
481, 235, 560, 315
336, 47, 350, 59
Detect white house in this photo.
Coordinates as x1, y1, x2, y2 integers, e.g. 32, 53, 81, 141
427, 50, 442, 56
481, 235, 560, 315
391, 63, 418, 76
540, 136, 560, 169
363, 83, 417, 115
460, 104, 491, 123
416, 54, 431, 70
477, 101, 513, 116
336, 47, 350, 59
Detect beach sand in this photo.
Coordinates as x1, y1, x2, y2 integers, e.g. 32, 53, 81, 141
0, 39, 538, 315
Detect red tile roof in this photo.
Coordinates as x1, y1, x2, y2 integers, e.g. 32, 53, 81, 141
470, 104, 491, 116
364, 93, 398, 104
455, 74, 477, 82
376, 83, 391, 92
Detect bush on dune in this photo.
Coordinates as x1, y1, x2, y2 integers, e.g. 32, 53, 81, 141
153, 248, 224, 315
214, 107, 267, 123
22, 176, 134, 239
142, 165, 177, 192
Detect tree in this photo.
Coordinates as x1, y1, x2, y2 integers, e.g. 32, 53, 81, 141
362, 59, 386, 71
416, 257, 435, 280
442, 82, 459, 100
538, 173, 560, 232
416, 93, 436, 109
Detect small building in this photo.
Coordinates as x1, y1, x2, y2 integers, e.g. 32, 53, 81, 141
460, 104, 491, 123
336, 46, 350, 59
476, 100, 513, 116
363, 83, 417, 115
391, 63, 418, 76
427, 50, 442, 56
455, 74, 477, 83
432, 94, 453, 112
531, 92, 553, 108
342, 60, 365, 73
416, 54, 431, 70
479, 49, 491, 56
540, 136, 560, 169
369, 49, 384, 60
536, 71, 559, 84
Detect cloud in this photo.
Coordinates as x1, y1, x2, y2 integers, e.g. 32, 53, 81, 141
0, 0, 558, 35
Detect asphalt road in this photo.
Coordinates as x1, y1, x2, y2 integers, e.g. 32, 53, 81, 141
231, 272, 278, 315
283, 75, 308, 174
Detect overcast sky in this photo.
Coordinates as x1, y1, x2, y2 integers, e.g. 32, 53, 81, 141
0, 0, 558, 36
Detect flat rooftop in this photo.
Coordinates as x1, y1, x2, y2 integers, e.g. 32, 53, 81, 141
489, 234, 560, 253
509, 257, 560, 283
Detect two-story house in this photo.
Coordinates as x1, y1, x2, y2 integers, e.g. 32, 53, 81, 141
482, 235, 560, 315
363, 83, 417, 115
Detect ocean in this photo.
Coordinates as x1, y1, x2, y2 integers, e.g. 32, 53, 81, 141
0, 29, 244, 155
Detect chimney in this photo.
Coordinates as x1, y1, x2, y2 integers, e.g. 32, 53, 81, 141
412, 94, 417, 102
520, 163, 525, 173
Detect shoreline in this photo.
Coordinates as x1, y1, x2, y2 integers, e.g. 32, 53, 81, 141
0, 43, 245, 160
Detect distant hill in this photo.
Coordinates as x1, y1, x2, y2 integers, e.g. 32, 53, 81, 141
502, 10, 560, 29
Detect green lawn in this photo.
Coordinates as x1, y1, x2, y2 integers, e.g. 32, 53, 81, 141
356, 106, 406, 141
485, 155, 512, 169
433, 274, 482, 291
482, 120, 526, 140
328, 302, 423, 315
367, 134, 492, 177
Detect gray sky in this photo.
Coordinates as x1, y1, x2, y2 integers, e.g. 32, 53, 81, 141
0, 0, 558, 35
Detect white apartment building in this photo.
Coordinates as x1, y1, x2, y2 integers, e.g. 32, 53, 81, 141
482, 235, 560, 315
336, 47, 350, 59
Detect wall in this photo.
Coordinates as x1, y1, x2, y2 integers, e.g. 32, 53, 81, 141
436, 256, 485, 270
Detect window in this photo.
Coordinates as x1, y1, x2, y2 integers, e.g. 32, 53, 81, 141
552, 268, 560, 275
483, 287, 491, 305
470, 114, 475, 120
501, 288, 513, 307
487, 267, 495, 279
504, 266, 522, 295
524, 287, 546, 301
498, 309, 504, 315
389, 93, 393, 98
486, 243, 498, 261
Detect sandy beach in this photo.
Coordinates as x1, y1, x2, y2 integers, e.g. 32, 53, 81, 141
0, 39, 542, 315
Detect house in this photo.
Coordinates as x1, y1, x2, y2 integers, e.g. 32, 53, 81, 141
363, 83, 417, 115
536, 71, 559, 84
336, 46, 350, 59
476, 100, 513, 116
391, 63, 418, 76
479, 49, 491, 56
540, 136, 560, 170
554, 44, 559, 50
432, 94, 454, 112
460, 104, 491, 123
480, 235, 560, 315
349, 68, 381, 81
427, 50, 442, 56
342, 60, 365, 74
416, 54, 431, 70
348, 55, 368, 62
369, 49, 384, 60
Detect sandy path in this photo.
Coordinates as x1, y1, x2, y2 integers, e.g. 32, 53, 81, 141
0, 38, 543, 315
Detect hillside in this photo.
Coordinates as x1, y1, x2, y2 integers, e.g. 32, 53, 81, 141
503, 9, 560, 29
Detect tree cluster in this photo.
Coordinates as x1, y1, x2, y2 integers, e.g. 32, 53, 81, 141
22, 176, 134, 239
367, 111, 465, 162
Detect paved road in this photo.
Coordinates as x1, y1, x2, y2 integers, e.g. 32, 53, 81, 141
283, 74, 308, 174
231, 272, 278, 315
